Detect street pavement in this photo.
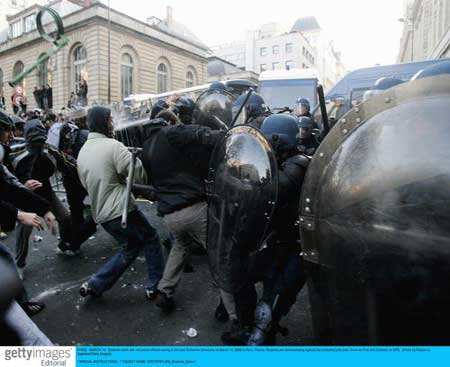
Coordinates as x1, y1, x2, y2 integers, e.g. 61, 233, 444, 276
2, 201, 315, 346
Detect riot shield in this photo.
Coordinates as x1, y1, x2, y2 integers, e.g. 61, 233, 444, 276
112, 101, 153, 148
207, 125, 278, 293
193, 89, 236, 130
300, 74, 450, 345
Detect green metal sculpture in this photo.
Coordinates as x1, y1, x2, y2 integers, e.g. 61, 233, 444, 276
9, 7, 69, 88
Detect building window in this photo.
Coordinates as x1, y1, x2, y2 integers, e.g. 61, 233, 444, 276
37, 54, 49, 87
12, 61, 24, 89
285, 60, 294, 70
272, 62, 280, 70
13, 61, 24, 78
23, 14, 36, 33
302, 46, 306, 56
73, 45, 87, 91
185, 69, 196, 88
9, 20, 22, 38
272, 45, 279, 55
260, 47, 267, 57
121, 53, 134, 99
260, 64, 267, 72
285, 43, 293, 53
157, 62, 169, 93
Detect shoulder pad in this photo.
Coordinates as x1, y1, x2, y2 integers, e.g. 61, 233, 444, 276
286, 154, 310, 168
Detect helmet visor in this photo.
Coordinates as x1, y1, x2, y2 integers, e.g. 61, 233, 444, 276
193, 89, 236, 130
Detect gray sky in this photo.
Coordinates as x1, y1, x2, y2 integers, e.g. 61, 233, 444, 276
104, 0, 406, 71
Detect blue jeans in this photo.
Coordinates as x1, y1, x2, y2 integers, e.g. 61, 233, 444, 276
5, 301, 53, 346
88, 210, 164, 294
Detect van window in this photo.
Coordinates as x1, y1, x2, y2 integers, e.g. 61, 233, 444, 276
260, 79, 316, 110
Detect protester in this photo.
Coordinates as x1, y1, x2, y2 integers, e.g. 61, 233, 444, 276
11, 120, 74, 272
77, 106, 164, 298
77, 79, 88, 106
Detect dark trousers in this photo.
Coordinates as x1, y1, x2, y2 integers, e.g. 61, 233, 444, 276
87, 210, 164, 294
15, 192, 71, 268
234, 244, 307, 327
64, 182, 97, 250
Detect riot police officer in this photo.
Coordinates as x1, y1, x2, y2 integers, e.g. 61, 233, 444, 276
209, 81, 227, 91
294, 98, 311, 118
221, 114, 309, 346
232, 92, 270, 128
298, 116, 320, 156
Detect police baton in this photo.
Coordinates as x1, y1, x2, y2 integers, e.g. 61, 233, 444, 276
8, 7, 69, 88
317, 84, 330, 136
231, 88, 254, 126
121, 147, 141, 229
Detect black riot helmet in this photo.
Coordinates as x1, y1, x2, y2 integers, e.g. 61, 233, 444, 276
411, 61, 450, 80
298, 116, 314, 139
260, 114, 300, 157
363, 77, 404, 102
0, 110, 14, 132
294, 97, 311, 116
174, 96, 195, 124
193, 89, 236, 130
232, 92, 269, 125
209, 81, 227, 91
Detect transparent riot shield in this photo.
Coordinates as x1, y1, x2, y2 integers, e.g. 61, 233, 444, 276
193, 89, 236, 130
207, 125, 278, 293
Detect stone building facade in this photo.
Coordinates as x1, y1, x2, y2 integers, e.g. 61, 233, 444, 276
398, 0, 450, 62
0, 1, 208, 111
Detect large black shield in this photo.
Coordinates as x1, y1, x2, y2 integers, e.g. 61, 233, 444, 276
207, 125, 278, 293
193, 89, 236, 130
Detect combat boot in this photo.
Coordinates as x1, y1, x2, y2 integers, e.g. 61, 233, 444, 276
156, 292, 175, 314
221, 320, 251, 346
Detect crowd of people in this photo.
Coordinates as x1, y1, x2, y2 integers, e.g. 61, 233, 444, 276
0, 79, 88, 124
0, 82, 321, 347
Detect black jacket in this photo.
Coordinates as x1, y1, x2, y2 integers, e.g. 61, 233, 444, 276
270, 154, 309, 245
142, 123, 224, 216
13, 148, 56, 200
299, 135, 320, 155
0, 164, 50, 232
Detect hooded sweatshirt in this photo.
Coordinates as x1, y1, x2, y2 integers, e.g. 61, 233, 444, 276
77, 107, 147, 224
13, 120, 56, 200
